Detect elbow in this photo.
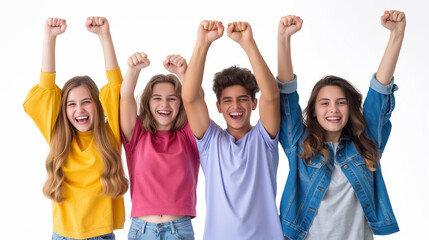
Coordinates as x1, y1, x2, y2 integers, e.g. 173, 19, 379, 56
181, 94, 196, 106
264, 89, 280, 103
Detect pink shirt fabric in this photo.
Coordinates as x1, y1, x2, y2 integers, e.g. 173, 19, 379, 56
122, 117, 200, 218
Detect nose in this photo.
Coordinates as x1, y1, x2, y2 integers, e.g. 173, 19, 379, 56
76, 104, 85, 113
231, 99, 239, 109
329, 104, 339, 113
160, 99, 169, 107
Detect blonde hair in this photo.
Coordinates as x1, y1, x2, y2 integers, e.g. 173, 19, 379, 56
43, 76, 128, 202
138, 74, 187, 133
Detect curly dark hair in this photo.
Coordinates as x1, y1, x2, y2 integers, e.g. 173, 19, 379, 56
212, 66, 260, 102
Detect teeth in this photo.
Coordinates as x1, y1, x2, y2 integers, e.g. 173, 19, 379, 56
230, 112, 243, 116
76, 116, 88, 120
327, 117, 340, 120
158, 110, 171, 114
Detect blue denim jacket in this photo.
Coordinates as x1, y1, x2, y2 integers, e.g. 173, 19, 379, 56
278, 74, 399, 240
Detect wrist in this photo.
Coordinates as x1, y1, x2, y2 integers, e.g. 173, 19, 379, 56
98, 32, 112, 40
195, 40, 212, 52
277, 34, 291, 43
127, 67, 142, 75
177, 73, 185, 80
240, 39, 257, 52
44, 34, 57, 41
389, 30, 405, 40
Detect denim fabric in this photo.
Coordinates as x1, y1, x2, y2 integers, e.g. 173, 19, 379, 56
278, 74, 399, 240
52, 232, 115, 240
128, 216, 194, 240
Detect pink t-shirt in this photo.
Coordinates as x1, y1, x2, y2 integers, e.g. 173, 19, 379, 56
121, 117, 199, 218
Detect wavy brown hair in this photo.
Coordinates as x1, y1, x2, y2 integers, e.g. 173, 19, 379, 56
138, 74, 187, 134
43, 76, 128, 202
300, 76, 379, 171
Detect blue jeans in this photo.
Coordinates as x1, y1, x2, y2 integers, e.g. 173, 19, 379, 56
52, 232, 115, 240
128, 216, 194, 240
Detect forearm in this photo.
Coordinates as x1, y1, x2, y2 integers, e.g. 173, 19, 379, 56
121, 68, 139, 100
41, 35, 56, 73
376, 31, 404, 85
243, 40, 280, 137
99, 33, 119, 71
183, 41, 210, 103
277, 36, 295, 83
242, 40, 279, 101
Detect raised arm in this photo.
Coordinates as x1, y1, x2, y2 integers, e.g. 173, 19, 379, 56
42, 18, 67, 73
164, 54, 205, 99
120, 52, 150, 142
227, 22, 280, 138
86, 16, 118, 70
182, 20, 224, 139
376, 10, 406, 85
163, 54, 187, 81
277, 15, 303, 83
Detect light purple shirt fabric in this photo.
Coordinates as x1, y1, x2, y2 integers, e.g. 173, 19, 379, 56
196, 119, 284, 240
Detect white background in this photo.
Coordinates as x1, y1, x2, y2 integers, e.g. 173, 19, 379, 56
1, 0, 428, 239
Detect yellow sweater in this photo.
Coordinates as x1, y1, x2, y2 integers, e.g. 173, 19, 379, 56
23, 69, 125, 239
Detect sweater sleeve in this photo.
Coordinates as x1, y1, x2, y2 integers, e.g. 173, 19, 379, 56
23, 70, 62, 144
100, 68, 123, 150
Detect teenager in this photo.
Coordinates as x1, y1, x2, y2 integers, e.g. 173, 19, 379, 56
24, 17, 128, 240
277, 11, 405, 239
120, 52, 199, 240
182, 20, 284, 240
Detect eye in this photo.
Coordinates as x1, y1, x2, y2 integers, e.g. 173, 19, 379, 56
320, 102, 328, 106
152, 97, 162, 101
67, 103, 76, 107
338, 100, 347, 105
168, 97, 177, 101
239, 98, 249, 102
83, 100, 92, 104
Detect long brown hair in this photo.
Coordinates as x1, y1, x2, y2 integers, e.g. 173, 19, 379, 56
300, 76, 379, 171
43, 76, 128, 202
138, 74, 187, 133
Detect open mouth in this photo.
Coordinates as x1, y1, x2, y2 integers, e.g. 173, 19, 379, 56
157, 110, 171, 117
326, 116, 341, 123
75, 116, 89, 124
229, 112, 243, 120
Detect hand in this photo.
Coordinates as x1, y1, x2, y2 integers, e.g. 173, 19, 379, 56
163, 55, 187, 77
127, 52, 150, 70
278, 15, 303, 38
227, 22, 254, 45
45, 17, 67, 37
198, 20, 224, 44
85, 16, 110, 35
381, 10, 406, 34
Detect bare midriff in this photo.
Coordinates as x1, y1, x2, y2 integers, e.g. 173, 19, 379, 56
138, 215, 185, 223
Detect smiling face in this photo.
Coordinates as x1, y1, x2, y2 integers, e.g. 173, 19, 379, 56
314, 85, 349, 142
216, 85, 257, 139
149, 82, 181, 131
66, 85, 95, 132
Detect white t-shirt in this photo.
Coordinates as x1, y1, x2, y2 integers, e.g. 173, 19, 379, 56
305, 143, 374, 240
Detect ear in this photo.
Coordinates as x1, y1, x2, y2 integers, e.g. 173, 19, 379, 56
251, 98, 257, 110
216, 102, 222, 113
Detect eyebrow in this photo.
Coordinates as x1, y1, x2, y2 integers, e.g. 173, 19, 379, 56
318, 97, 347, 102
67, 98, 92, 103
151, 94, 178, 97
221, 95, 250, 101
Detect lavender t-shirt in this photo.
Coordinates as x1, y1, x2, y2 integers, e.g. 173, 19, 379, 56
196, 119, 284, 240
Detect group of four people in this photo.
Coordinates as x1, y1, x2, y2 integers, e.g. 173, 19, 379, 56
24, 10, 405, 240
